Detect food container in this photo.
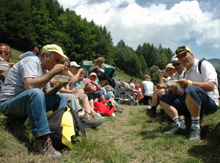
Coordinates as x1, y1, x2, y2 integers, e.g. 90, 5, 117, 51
166, 80, 178, 86
0, 61, 10, 71
53, 75, 70, 83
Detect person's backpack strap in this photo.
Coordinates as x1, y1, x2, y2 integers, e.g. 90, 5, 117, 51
70, 109, 86, 137
198, 59, 204, 74
198, 59, 220, 98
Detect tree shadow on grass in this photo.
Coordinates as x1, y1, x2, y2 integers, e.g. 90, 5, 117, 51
188, 122, 220, 163
2, 116, 33, 152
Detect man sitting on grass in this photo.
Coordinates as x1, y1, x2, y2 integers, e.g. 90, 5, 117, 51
159, 45, 219, 142
0, 44, 68, 158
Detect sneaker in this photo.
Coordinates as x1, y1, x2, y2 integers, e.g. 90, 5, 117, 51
111, 112, 116, 117
147, 109, 156, 118
80, 114, 102, 128
95, 113, 105, 119
189, 127, 201, 142
33, 135, 62, 159
164, 125, 187, 135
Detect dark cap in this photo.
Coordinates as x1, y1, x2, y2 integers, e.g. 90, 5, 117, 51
175, 45, 191, 56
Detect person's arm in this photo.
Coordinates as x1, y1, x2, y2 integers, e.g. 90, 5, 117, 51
89, 65, 99, 73
158, 70, 164, 84
44, 81, 68, 96
69, 68, 84, 89
24, 64, 65, 90
92, 81, 102, 91
177, 79, 215, 92
141, 83, 145, 96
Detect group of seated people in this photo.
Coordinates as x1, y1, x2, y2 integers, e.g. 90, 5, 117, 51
121, 45, 219, 144
144, 45, 219, 143
0, 44, 119, 159
0, 43, 219, 158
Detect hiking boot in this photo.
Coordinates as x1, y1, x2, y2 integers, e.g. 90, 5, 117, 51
33, 135, 62, 159
80, 114, 102, 128
189, 127, 201, 142
147, 109, 156, 118
164, 125, 187, 135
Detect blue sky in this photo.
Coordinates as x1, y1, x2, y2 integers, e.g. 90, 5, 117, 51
57, 0, 220, 59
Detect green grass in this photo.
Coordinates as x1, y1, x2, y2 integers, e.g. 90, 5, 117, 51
11, 48, 23, 63
1, 104, 220, 162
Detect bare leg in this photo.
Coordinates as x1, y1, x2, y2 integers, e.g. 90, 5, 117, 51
151, 89, 165, 107
185, 94, 200, 117
159, 101, 179, 119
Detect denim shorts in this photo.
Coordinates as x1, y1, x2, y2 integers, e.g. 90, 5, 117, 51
159, 86, 218, 116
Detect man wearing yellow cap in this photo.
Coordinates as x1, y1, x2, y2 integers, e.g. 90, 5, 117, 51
159, 45, 219, 142
0, 44, 69, 158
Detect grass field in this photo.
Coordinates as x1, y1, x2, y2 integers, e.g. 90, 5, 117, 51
1, 104, 220, 162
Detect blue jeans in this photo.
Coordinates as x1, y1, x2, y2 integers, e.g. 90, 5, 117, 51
0, 88, 67, 138
101, 88, 115, 99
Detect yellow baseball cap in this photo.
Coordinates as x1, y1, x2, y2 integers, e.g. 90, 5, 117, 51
42, 44, 69, 59
175, 45, 191, 56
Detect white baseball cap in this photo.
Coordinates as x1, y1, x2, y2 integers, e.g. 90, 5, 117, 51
70, 61, 80, 67
90, 72, 97, 76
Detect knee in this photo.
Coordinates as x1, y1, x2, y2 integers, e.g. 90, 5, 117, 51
28, 88, 44, 97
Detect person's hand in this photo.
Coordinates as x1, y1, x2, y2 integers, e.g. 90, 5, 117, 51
9, 62, 15, 67
176, 79, 188, 90
158, 69, 164, 77
51, 64, 65, 75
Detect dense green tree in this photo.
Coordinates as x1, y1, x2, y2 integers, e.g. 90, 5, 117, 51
0, 0, 176, 79
0, 0, 35, 50
149, 65, 160, 84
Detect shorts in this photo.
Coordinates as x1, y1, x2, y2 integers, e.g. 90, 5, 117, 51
159, 86, 218, 117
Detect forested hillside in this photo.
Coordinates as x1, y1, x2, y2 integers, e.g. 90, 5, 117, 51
1, 0, 175, 83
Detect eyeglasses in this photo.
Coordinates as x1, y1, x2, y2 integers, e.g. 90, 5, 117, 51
172, 63, 180, 66
64, 65, 70, 68
0, 51, 9, 55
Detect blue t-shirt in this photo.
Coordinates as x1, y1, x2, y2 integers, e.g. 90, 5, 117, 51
20, 51, 36, 59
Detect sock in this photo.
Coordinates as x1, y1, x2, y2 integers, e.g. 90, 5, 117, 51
191, 117, 200, 128
151, 106, 156, 112
173, 116, 186, 129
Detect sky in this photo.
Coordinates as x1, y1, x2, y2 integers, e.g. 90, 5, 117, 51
57, 0, 220, 59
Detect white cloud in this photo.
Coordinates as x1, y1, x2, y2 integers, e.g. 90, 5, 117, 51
58, 0, 220, 58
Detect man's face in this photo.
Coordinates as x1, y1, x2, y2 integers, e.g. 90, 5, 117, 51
177, 52, 194, 69
45, 52, 63, 71
0, 45, 11, 61
172, 62, 183, 74
69, 66, 79, 74
33, 46, 39, 54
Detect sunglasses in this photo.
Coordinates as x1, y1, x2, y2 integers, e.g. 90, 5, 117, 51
0, 51, 9, 55
64, 65, 70, 68
172, 63, 180, 66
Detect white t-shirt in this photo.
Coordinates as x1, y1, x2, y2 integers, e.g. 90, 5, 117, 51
183, 58, 219, 105
0, 57, 49, 101
130, 82, 135, 89
142, 80, 154, 95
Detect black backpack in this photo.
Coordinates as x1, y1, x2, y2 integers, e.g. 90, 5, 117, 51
47, 107, 86, 151
198, 59, 220, 97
